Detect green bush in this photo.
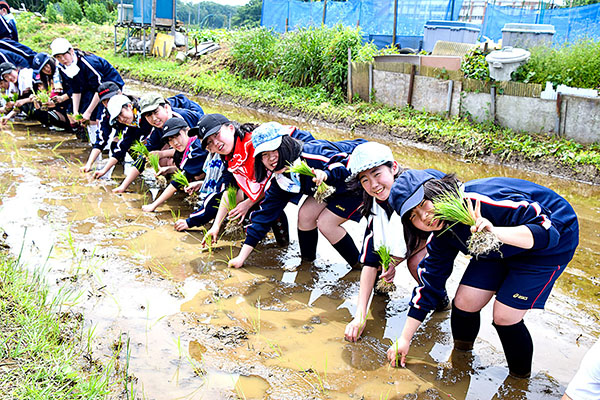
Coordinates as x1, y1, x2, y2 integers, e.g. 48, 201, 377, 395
278, 27, 333, 87
45, 3, 60, 23
84, 1, 112, 24
189, 28, 232, 44
230, 27, 279, 79
513, 40, 600, 89
321, 25, 379, 98
461, 48, 490, 81
59, 0, 83, 23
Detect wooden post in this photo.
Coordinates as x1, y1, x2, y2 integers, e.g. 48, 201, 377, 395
490, 85, 496, 122
285, 17, 289, 33
150, 0, 157, 53
171, 0, 176, 34
368, 63, 373, 103
407, 64, 416, 107
555, 92, 562, 136
347, 47, 352, 103
446, 80, 454, 117
126, 25, 130, 57
322, 0, 328, 25
392, 0, 398, 47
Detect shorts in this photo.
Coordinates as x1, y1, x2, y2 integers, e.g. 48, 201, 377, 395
325, 191, 363, 222
460, 258, 568, 310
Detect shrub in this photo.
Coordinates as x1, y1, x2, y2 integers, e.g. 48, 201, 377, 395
59, 0, 83, 23
513, 39, 600, 89
322, 25, 367, 97
84, 1, 112, 24
461, 48, 490, 81
229, 27, 279, 79
45, 3, 60, 23
278, 27, 333, 87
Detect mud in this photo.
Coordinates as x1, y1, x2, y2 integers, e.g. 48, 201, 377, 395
0, 81, 598, 399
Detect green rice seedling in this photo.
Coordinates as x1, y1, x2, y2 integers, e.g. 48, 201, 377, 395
130, 140, 150, 159
148, 153, 160, 173
172, 170, 190, 187
375, 245, 396, 293
432, 185, 502, 257
34, 88, 51, 106
223, 185, 244, 238
287, 160, 335, 203
199, 226, 213, 254
170, 208, 181, 223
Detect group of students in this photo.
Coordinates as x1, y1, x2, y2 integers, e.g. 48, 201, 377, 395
3, 28, 588, 393
79, 92, 579, 382
0, 33, 123, 142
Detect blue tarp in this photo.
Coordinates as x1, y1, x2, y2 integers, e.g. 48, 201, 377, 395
482, 3, 600, 44
261, 0, 463, 49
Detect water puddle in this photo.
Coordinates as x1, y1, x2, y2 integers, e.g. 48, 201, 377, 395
0, 80, 598, 399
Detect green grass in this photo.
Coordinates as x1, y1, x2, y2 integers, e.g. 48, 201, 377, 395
0, 250, 117, 398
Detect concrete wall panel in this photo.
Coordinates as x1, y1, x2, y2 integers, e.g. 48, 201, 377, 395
412, 75, 462, 116
373, 70, 410, 108
562, 95, 600, 144
496, 95, 556, 133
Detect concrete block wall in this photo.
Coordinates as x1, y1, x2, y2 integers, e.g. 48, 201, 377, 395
351, 62, 600, 144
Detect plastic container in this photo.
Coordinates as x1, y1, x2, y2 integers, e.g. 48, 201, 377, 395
132, 0, 174, 26
502, 23, 555, 49
423, 20, 481, 53
486, 47, 530, 81
117, 4, 133, 23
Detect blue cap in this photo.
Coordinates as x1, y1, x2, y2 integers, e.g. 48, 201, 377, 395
251, 121, 286, 154
388, 169, 446, 218
32, 52, 51, 75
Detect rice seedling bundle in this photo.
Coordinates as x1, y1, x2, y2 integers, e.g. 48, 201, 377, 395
223, 185, 244, 238
34, 89, 51, 104
172, 170, 190, 187
287, 160, 335, 203
432, 186, 502, 257
148, 153, 160, 173
375, 245, 396, 293
131, 140, 150, 159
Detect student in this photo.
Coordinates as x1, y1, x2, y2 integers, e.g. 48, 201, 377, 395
385, 170, 579, 379
343, 142, 449, 342
0, 2, 16, 42
225, 121, 365, 269
30, 52, 71, 131
0, 39, 36, 66
0, 49, 27, 69
112, 93, 204, 193
0, 61, 34, 124
562, 339, 600, 400
141, 117, 208, 212
50, 37, 123, 142
92, 94, 156, 179
81, 81, 123, 172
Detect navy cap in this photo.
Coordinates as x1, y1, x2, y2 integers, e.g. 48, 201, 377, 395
388, 169, 446, 218
189, 114, 230, 148
161, 117, 189, 141
97, 81, 121, 102
32, 53, 51, 75
0, 61, 15, 78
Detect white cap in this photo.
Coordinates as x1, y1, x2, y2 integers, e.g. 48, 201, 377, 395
107, 94, 131, 126
50, 38, 72, 56
346, 141, 395, 181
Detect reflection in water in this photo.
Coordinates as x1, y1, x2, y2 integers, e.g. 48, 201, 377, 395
0, 84, 598, 399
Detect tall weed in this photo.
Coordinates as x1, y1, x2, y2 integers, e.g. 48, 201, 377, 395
230, 27, 279, 79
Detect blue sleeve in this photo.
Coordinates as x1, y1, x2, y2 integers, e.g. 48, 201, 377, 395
110, 127, 132, 162
408, 235, 459, 322
291, 128, 315, 143
244, 183, 292, 248
144, 128, 164, 152
7, 20, 17, 42
359, 215, 380, 266
0, 17, 11, 40
92, 111, 113, 150
168, 95, 204, 117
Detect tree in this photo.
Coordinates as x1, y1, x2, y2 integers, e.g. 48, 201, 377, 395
231, 0, 261, 28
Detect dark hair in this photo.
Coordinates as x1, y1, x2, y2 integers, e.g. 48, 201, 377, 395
254, 135, 303, 182
0, 3, 10, 12
401, 173, 461, 258
36, 58, 56, 90
347, 162, 406, 218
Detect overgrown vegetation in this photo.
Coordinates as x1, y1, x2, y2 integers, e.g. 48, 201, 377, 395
0, 249, 117, 398
513, 39, 600, 89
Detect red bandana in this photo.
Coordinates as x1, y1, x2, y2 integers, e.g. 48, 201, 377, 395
225, 133, 270, 202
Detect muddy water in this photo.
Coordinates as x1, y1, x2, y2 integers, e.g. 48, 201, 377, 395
0, 80, 598, 400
